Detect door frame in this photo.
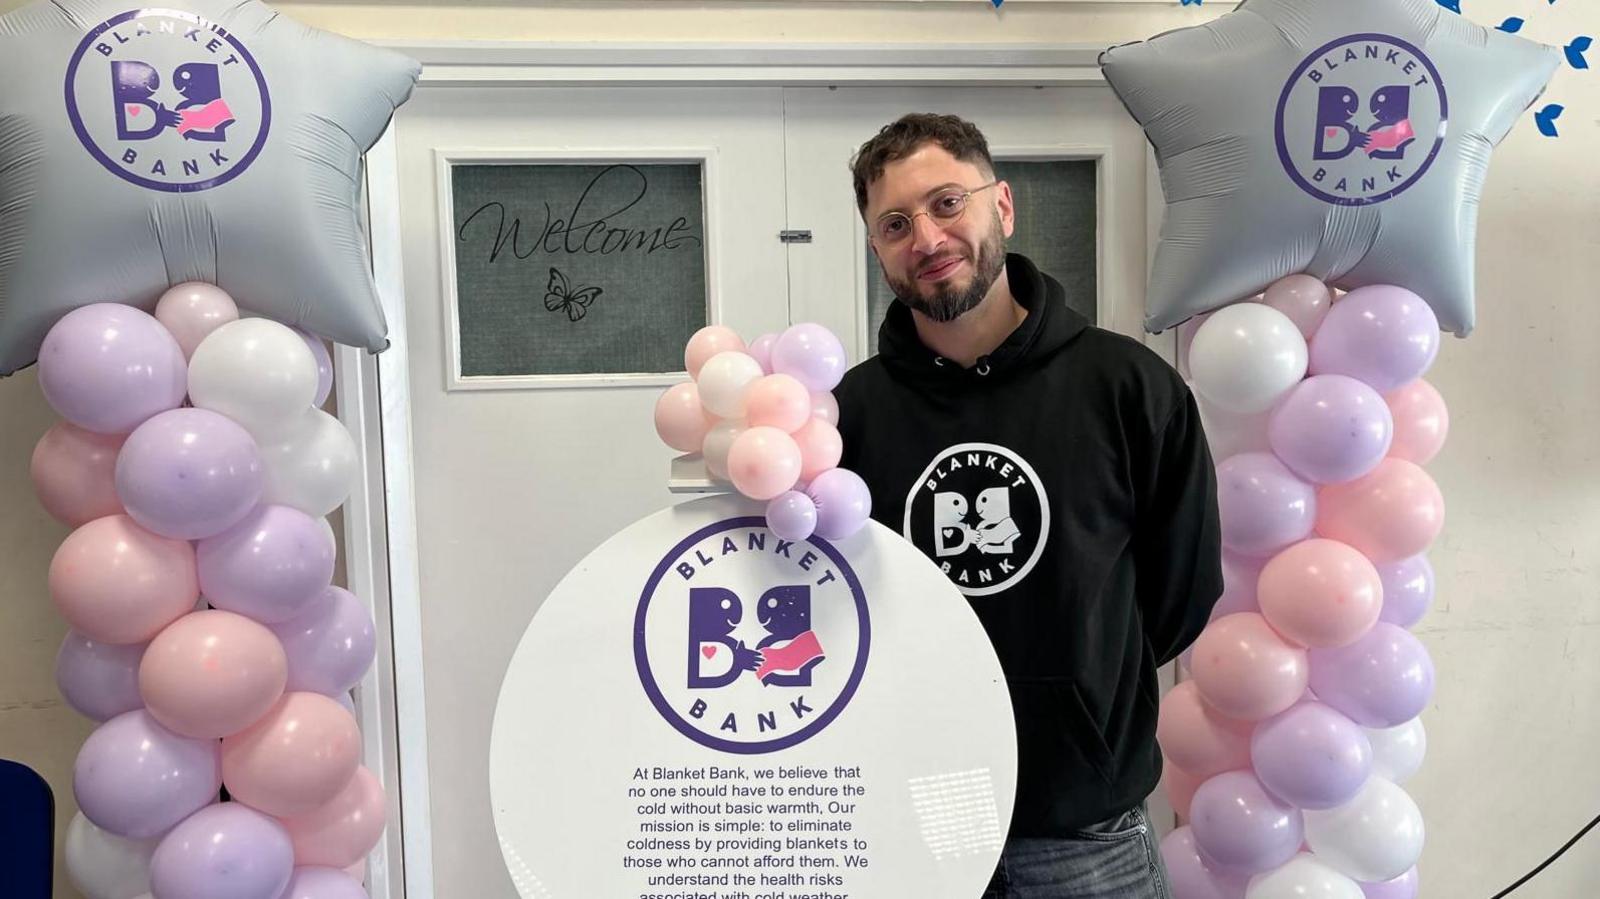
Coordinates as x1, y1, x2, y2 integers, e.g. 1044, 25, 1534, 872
352, 42, 1169, 899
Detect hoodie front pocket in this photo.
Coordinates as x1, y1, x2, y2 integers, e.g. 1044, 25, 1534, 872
1008, 677, 1116, 792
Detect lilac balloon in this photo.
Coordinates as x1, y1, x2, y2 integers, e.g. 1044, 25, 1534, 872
1250, 701, 1373, 810
296, 329, 335, 408
197, 505, 336, 624
1268, 375, 1393, 484
268, 586, 378, 697
1211, 553, 1263, 621
806, 468, 872, 540
1309, 623, 1435, 728
1361, 866, 1420, 899
1377, 555, 1434, 629
770, 323, 847, 392
115, 408, 265, 540
278, 867, 369, 899
56, 631, 147, 722
38, 303, 187, 435
1159, 827, 1248, 899
1309, 286, 1440, 394
150, 803, 294, 899
1189, 770, 1304, 875
1190, 770, 1304, 875
765, 490, 818, 541
748, 332, 779, 375
1215, 452, 1316, 558
73, 710, 221, 839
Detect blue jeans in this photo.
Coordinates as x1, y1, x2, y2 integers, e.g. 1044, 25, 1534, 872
982, 805, 1171, 898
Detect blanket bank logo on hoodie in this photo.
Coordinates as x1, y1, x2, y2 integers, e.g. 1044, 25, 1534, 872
903, 443, 1050, 598
634, 517, 870, 754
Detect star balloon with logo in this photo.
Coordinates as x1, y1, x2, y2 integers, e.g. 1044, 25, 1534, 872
1101, 0, 1560, 336
0, 0, 420, 374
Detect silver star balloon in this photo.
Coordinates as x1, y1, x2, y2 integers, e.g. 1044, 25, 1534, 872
0, 0, 420, 375
1101, 0, 1559, 336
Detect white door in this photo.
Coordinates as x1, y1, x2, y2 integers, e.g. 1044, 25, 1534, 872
390, 85, 792, 898
383, 77, 1163, 899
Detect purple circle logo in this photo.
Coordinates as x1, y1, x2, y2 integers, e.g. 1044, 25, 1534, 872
64, 9, 271, 193
1275, 34, 1448, 207
634, 517, 870, 754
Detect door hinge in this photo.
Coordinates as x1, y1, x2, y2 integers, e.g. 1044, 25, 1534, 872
778, 230, 813, 244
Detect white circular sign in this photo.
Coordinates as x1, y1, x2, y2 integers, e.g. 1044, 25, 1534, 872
491, 494, 1017, 898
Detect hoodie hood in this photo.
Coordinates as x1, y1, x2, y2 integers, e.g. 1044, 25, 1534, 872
876, 253, 1090, 386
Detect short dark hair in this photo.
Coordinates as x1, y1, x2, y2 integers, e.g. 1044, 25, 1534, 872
849, 113, 995, 215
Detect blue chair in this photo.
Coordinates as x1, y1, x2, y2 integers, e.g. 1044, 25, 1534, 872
0, 759, 53, 898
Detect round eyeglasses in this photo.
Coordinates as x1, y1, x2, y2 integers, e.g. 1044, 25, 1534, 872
872, 181, 999, 245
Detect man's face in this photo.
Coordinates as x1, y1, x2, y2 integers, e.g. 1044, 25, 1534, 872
864, 144, 1015, 323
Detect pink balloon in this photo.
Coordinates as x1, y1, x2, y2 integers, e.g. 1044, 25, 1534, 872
1258, 539, 1382, 648
684, 326, 746, 379
31, 422, 126, 527
1162, 761, 1205, 823
1263, 275, 1333, 339
743, 374, 812, 432
154, 282, 240, 361
791, 418, 843, 483
50, 515, 198, 645
748, 333, 779, 374
1316, 459, 1444, 564
1157, 681, 1254, 778
810, 391, 840, 427
223, 693, 361, 818
140, 610, 288, 739
653, 383, 714, 453
1160, 826, 1249, 899
279, 766, 387, 869
1211, 553, 1263, 621
1384, 380, 1448, 465
726, 427, 803, 501
1191, 613, 1309, 721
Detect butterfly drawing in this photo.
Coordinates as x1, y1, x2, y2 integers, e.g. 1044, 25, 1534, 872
544, 267, 602, 322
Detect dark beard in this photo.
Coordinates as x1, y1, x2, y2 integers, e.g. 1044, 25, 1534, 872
887, 226, 1007, 324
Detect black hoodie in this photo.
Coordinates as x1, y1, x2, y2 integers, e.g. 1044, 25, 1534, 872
835, 254, 1223, 838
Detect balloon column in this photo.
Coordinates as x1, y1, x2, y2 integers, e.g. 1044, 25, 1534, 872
38, 287, 383, 899
1159, 278, 1443, 899
654, 324, 871, 542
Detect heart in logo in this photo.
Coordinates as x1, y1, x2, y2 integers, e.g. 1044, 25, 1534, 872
127, 105, 142, 118
701, 646, 717, 660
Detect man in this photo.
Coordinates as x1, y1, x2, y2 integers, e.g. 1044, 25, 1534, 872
834, 113, 1223, 898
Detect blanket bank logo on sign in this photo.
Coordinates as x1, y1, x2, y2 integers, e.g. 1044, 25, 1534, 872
65, 9, 271, 192
904, 442, 1049, 598
634, 517, 870, 755
1275, 34, 1447, 207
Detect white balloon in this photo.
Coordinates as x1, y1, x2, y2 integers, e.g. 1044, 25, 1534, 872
258, 409, 360, 517
65, 812, 157, 899
1366, 718, 1427, 784
1303, 777, 1424, 883
1189, 303, 1308, 414
1246, 853, 1363, 899
1192, 382, 1274, 461
189, 319, 319, 435
701, 419, 748, 481
696, 351, 764, 419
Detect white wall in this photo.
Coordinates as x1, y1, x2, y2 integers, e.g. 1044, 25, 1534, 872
1, 2, 1595, 898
